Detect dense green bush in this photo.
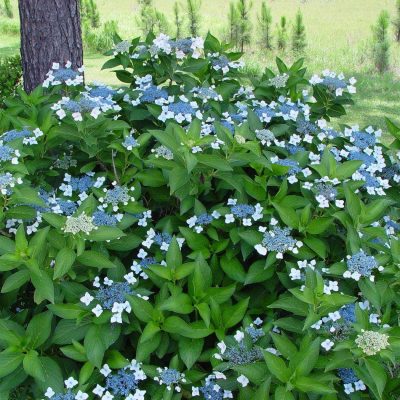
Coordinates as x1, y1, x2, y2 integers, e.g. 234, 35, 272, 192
0, 55, 22, 106
0, 33, 400, 399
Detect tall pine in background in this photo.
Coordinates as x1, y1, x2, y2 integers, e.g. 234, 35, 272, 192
258, 1, 273, 50
237, 0, 253, 52
173, 2, 184, 38
291, 9, 306, 53
136, 0, 169, 37
276, 16, 288, 50
373, 10, 390, 72
3, 0, 13, 18
186, 0, 202, 36
228, 1, 240, 48
393, 0, 400, 42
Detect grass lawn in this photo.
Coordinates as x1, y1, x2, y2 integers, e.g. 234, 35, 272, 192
1, 0, 399, 130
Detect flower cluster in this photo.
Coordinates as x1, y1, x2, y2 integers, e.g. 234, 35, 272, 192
224, 199, 263, 225
344, 251, 383, 281
154, 368, 186, 392
255, 221, 303, 258
93, 361, 147, 399
80, 274, 147, 323
355, 330, 390, 356
43, 61, 84, 87
44, 377, 88, 400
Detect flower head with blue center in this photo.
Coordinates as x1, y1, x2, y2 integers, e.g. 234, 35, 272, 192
154, 367, 186, 392
80, 274, 148, 324
344, 250, 383, 281
159, 97, 202, 124
187, 211, 221, 233
0, 172, 22, 195
192, 374, 233, 399
255, 220, 303, 259
44, 377, 87, 400
131, 256, 162, 280
214, 320, 265, 367
99, 184, 135, 212
141, 228, 185, 252
224, 198, 263, 226
43, 61, 84, 87
93, 360, 147, 399
337, 368, 366, 395
0, 141, 20, 165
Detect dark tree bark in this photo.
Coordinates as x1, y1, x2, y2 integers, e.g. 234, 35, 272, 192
18, 0, 83, 93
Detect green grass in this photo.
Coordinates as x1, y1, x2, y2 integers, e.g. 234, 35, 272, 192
1, 0, 400, 129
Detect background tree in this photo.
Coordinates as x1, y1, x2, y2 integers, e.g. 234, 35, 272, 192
291, 9, 307, 53
258, 1, 273, 50
393, 0, 400, 42
373, 10, 391, 73
18, 0, 83, 93
276, 16, 288, 50
237, 0, 253, 52
3, 0, 13, 18
173, 2, 184, 38
136, 0, 169, 37
186, 0, 202, 36
228, 1, 240, 48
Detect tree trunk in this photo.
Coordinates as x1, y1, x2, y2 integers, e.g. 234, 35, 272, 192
18, 0, 83, 93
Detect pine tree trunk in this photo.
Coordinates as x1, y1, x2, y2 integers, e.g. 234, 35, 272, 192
18, 0, 83, 93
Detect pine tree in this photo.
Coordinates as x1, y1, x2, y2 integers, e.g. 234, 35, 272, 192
291, 9, 307, 53
393, 0, 400, 42
136, 0, 169, 37
373, 10, 391, 73
186, 0, 202, 36
88, 0, 100, 28
228, 1, 240, 48
3, 0, 13, 18
236, 0, 253, 52
276, 16, 288, 50
173, 2, 184, 38
258, 1, 273, 50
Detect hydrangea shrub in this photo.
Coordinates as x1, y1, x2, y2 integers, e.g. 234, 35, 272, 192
0, 32, 400, 399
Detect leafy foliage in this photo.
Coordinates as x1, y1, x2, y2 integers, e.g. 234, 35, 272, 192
0, 55, 22, 107
0, 32, 400, 399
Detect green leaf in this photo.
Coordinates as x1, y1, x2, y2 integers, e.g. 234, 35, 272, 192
179, 337, 204, 369
23, 350, 45, 381
86, 226, 125, 241
127, 295, 154, 323
53, 248, 76, 279
159, 294, 193, 314
220, 255, 246, 283
364, 358, 387, 398
295, 337, 320, 376
162, 317, 212, 339
1, 269, 30, 293
166, 237, 182, 268
26, 311, 53, 348
0, 351, 24, 378
0, 236, 15, 255
77, 251, 115, 269
263, 351, 290, 383
222, 298, 249, 329
275, 386, 294, 400
294, 376, 336, 394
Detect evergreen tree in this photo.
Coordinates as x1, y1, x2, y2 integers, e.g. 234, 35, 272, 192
136, 0, 169, 37
3, 0, 13, 18
373, 10, 391, 73
186, 0, 202, 36
276, 16, 288, 50
88, 0, 100, 28
228, 1, 240, 48
393, 0, 400, 42
291, 9, 307, 53
173, 2, 184, 38
236, 0, 253, 52
258, 1, 273, 50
